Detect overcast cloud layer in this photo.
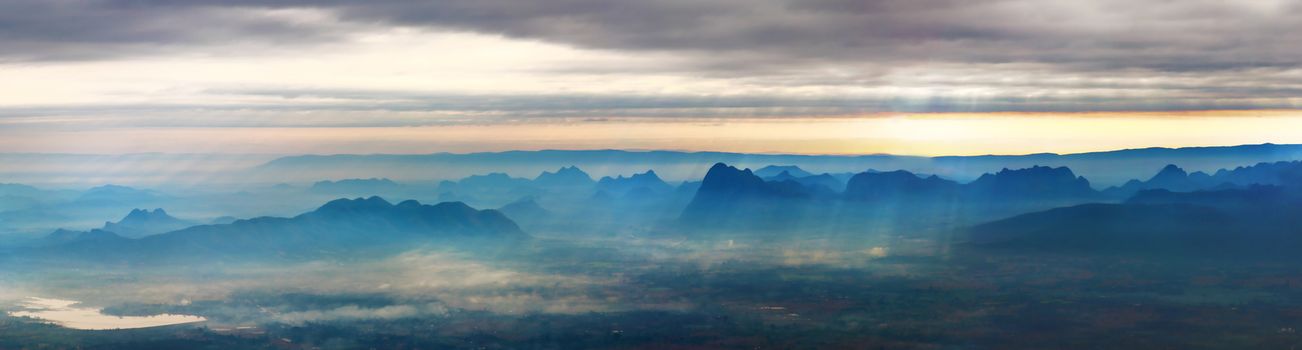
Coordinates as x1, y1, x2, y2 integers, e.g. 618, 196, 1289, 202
2, 0, 1301, 127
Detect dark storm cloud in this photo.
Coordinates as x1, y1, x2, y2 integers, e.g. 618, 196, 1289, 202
4, 0, 1300, 72
2, 0, 1300, 115
0, 1, 352, 61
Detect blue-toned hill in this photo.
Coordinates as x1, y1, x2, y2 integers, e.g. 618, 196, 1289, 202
30, 197, 525, 263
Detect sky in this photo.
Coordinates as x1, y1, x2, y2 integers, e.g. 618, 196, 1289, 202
2, 0, 1302, 155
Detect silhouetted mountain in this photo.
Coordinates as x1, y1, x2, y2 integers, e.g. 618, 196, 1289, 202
680, 163, 812, 226
533, 166, 594, 187
449, 173, 533, 190
257, 144, 1302, 187
766, 171, 847, 192
1147, 165, 1201, 190
693, 164, 810, 199
1126, 185, 1294, 208
310, 178, 403, 194
0, 183, 45, 198
967, 186, 1302, 257
840, 166, 1096, 203
1103, 164, 1218, 197
1210, 160, 1302, 187
763, 170, 798, 182
965, 166, 1096, 201
595, 170, 673, 197
843, 170, 960, 201
42, 229, 85, 244
755, 165, 813, 178
680, 163, 1111, 230
101, 208, 196, 238
40, 229, 129, 247
1104, 161, 1302, 198
30, 197, 525, 263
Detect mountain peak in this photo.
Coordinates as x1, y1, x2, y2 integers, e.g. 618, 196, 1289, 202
101, 208, 192, 238
699, 163, 762, 192
681, 162, 813, 225
765, 170, 799, 181
88, 184, 136, 192
754, 165, 812, 178
968, 165, 1095, 198
630, 170, 662, 181
694, 163, 808, 198
317, 196, 394, 212
123, 208, 169, 220
844, 170, 959, 201
1150, 164, 1189, 180
980, 165, 1082, 182
596, 169, 673, 196
44, 229, 128, 246
534, 166, 595, 186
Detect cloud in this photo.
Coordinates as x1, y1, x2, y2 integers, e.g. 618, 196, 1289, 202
0, 2, 355, 62
7, 1, 1301, 73
3, 87, 1297, 129
1, 0, 1301, 115
11, 251, 624, 318
271, 303, 449, 325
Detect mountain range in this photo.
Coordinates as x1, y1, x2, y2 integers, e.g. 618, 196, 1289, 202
679, 163, 817, 228
533, 166, 595, 187
764, 169, 849, 192
255, 143, 1302, 187
681, 162, 1104, 230
965, 161, 1302, 257
25, 197, 524, 264
595, 170, 674, 197
1105, 161, 1302, 196
966, 185, 1302, 257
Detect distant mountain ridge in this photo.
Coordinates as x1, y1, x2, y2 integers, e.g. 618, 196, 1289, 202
452, 173, 532, 190
681, 162, 1107, 230
256, 143, 1302, 186
965, 166, 1095, 200
843, 170, 960, 201
1105, 160, 1302, 196
596, 170, 673, 197
533, 166, 595, 187
765, 170, 847, 192
754, 165, 813, 178
101, 208, 195, 238
310, 178, 404, 194
966, 185, 1302, 257
27, 197, 525, 263
842, 165, 1095, 202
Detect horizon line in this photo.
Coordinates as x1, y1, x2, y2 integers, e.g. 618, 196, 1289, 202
1, 142, 1293, 160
